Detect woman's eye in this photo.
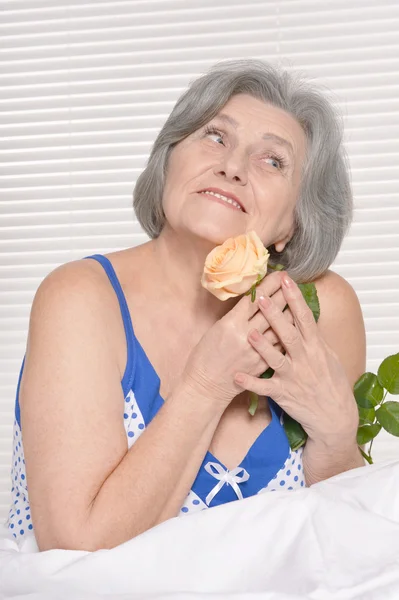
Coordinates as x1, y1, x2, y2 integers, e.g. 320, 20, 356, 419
204, 127, 225, 145
263, 156, 284, 169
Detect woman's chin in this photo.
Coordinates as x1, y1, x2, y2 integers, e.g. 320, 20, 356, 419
191, 226, 240, 248
186, 216, 244, 243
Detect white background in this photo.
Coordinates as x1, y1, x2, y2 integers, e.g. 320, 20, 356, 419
0, 0, 398, 522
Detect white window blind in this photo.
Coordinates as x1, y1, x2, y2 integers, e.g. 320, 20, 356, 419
1, 0, 398, 522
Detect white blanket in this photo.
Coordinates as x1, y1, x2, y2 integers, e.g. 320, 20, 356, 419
1, 459, 399, 600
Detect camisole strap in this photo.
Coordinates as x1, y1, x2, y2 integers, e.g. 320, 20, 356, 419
83, 254, 136, 395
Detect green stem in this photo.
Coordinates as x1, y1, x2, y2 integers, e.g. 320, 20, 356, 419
367, 437, 375, 463
359, 447, 373, 465
380, 389, 389, 405
248, 392, 259, 416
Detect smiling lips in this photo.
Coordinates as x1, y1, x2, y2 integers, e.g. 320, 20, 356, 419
198, 190, 244, 212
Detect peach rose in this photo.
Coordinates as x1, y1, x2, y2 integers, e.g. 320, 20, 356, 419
201, 230, 270, 301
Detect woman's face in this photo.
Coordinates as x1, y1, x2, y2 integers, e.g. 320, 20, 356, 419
162, 93, 307, 252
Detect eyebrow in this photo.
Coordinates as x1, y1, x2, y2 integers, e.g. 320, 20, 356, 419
215, 113, 294, 159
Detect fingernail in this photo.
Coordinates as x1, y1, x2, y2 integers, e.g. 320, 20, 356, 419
282, 274, 292, 287
259, 295, 271, 307
249, 328, 261, 341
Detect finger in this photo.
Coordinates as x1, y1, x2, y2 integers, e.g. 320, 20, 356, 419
234, 370, 277, 398
258, 294, 302, 359
249, 340, 284, 377
263, 313, 293, 344
250, 294, 293, 334
274, 342, 284, 353
281, 273, 318, 342
249, 287, 286, 321
263, 328, 280, 346
274, 289, 291, 312
239, 271, 284, 319
283, 306, 294, 323
264, 324, 292, 347
247, 328, 290, 374
250, 328, 285, 350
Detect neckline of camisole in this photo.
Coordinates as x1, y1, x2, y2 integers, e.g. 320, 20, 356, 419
84, 253, 280, 472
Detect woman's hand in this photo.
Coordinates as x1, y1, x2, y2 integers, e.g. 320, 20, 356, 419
181, 271, 292, 409
234, 273, 359, 448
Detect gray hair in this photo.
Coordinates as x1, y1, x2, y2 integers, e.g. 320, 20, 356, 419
133, 58, 353, 283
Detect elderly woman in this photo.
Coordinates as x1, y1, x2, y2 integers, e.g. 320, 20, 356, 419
6, 59, 366, 552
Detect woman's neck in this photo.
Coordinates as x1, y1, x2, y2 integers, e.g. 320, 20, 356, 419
144, 228, 240, 324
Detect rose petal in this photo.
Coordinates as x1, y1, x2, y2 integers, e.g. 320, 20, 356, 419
201, 230, 269, 301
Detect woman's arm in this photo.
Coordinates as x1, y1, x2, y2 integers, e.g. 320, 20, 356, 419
302, 270, 367, 485
21, 261, 225, 552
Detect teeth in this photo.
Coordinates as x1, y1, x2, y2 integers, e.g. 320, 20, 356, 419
201, 190, 242, 211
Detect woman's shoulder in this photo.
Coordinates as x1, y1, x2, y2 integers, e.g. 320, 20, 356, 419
31, 255, 129, 358
313, 268, 354, 294
312, 269, 362, 321
35, 256, 115, 310
37, 247, 143, 304
312, 268, 366, 387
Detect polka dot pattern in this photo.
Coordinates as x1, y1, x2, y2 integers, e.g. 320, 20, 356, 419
6, 387, 146, 545
6, 382, 306, 545
179, 490, 208, 516
257, 446, 306, 494
5, 419, 32, 543
123, 389, 146, 449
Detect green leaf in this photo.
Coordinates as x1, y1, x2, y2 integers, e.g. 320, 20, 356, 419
356, 424, 381, 445
298, 282, 320, 324
376, 402, 399, 436
378, 353, 399, 394
283, 413, 308, 451
353, 372, 384, 409
358, 405, 376, 426
260, 367, 275, 379
268, 263, 286, 272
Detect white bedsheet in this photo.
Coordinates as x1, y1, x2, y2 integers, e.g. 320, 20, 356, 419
1, 459, 399, 600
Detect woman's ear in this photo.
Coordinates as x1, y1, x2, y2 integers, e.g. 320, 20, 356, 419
274, 237, 291, 252
274, 241, 285, 252
274, 225, 295, 252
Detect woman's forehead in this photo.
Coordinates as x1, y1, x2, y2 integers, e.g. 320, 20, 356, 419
216, 94, 304, 141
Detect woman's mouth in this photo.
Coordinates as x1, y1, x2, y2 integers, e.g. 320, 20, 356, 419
198, 190, 244, 212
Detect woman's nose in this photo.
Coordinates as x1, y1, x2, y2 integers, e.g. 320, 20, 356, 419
213, 149, 248, 185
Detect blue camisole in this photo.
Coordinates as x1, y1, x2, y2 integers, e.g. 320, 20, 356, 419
6, 254, 305, 545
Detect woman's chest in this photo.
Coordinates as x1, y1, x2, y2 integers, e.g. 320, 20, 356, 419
104, 252, 273, 471
129, 321, 273, 468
